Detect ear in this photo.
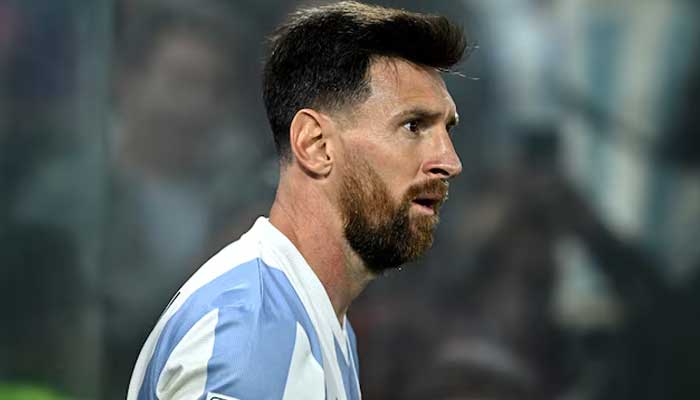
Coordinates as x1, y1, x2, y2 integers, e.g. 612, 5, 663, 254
289, 109, 333, 177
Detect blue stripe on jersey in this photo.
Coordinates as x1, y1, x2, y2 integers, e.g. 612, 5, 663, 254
334, 338, 360, 400
346, 322, 360, 378
136, 258, 323, 400
204, 259, 324, 398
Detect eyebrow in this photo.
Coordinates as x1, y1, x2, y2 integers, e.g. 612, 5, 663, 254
394, 107, 459, 130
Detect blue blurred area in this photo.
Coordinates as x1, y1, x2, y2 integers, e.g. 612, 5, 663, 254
1, 1, 699, 399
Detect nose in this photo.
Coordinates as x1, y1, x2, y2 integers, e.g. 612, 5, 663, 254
421, 131, 463, 180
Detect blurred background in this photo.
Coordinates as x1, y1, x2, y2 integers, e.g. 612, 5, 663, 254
1, 0, 699, 399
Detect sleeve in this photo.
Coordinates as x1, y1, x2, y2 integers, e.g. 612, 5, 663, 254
152, 304, 308, 400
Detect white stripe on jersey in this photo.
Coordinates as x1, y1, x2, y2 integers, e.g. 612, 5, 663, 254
282, 322, 325, 400
156, 309, 218, 399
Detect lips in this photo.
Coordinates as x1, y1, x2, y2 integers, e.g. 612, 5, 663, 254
411, 193, 445, 213
406, 179, 449, 215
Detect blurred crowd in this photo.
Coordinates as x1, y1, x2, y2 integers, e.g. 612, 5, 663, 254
1, 0, 699, 399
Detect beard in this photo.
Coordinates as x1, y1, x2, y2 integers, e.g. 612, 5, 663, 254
339, 152, 449, 274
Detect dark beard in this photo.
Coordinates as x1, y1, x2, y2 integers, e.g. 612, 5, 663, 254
339, 153, 448, 274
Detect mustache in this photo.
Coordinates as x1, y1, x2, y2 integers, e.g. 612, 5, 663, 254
404, 179, 450, 204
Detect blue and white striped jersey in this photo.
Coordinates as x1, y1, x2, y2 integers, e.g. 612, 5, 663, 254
127, 217, 361, 400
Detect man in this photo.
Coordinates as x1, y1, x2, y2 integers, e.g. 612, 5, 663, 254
127, 2, 468, 399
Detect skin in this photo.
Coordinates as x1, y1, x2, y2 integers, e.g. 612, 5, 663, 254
269, 57, 462, 324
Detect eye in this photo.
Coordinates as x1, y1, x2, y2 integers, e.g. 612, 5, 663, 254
403, 119, 421, 134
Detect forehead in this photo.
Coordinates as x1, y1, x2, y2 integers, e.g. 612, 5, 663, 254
361, 57, 456, 116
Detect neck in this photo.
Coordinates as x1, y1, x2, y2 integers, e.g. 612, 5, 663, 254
269, 170, 375, 324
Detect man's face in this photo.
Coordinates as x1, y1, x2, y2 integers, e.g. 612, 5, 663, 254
335, 58, 462, 273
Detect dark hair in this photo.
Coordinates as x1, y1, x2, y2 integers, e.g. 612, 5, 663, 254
263, 1, 469, 162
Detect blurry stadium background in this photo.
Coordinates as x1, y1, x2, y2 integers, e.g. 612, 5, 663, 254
1, 0, 699, 399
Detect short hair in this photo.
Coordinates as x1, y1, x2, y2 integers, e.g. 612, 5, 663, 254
263, 1, 469, 163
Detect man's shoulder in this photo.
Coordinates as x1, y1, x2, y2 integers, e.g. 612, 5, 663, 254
172, 239, 298, 324
166, 256, 265, 330
175, 220, 319, 328
133, 253, 326, 400
156, 232, 319, 354
173, 228, 267, 311
129, 220, 329, 399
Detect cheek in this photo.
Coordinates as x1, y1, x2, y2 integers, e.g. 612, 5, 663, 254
378, 154, 422, 202
355, 138, 420, 180
343, 129, 423, 201
371, 166, 412, 209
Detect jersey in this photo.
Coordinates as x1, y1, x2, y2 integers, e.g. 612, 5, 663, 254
127, 217, 361, 400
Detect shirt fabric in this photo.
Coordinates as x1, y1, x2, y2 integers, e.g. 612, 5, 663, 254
127, 217, 361, 400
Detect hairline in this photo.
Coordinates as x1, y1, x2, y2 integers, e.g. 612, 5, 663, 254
311, 56, 450, 131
